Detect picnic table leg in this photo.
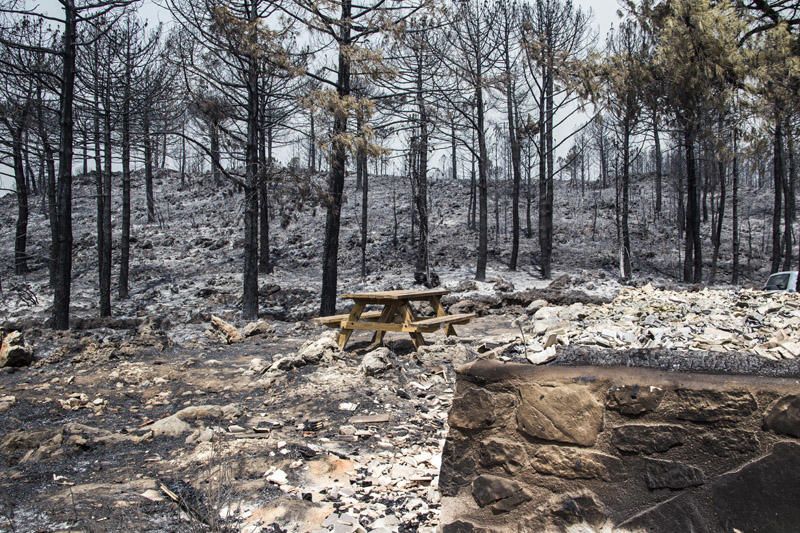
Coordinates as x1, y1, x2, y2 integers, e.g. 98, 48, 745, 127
399, 302, 426, 349
429, 296, 457, 337
368, 302, 398, 348
337, 302, 364, 351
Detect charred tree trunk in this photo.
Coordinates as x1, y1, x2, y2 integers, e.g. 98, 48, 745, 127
143, 107, 155, 224
100, 77, 113, 316
653, 112, 663, 216
242, 2, 260, 320
52, 0, 77, 330
475, 79, 488, 281
210, 122, 221, 185
732, 125, 740, 285
771, 114, 784, 274
783, 121, 795, 271
539, 56, 555, 279
621, 123, 631, 280
684, 126, 702, 283
259, 119, 273, 274
12, 125, 29, 275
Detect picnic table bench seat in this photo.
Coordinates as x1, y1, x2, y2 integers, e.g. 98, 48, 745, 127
314, 310, 384, 326
410, 313, 476, 328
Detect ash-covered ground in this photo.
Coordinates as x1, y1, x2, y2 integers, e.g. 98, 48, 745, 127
0, 168, 791, 532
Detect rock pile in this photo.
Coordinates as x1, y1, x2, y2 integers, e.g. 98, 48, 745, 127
518, 285, 800, 362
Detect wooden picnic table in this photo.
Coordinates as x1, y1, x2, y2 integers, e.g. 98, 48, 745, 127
314, 288, 475, 351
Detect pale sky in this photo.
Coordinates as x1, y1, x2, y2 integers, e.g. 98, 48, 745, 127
0, 0, 620, 196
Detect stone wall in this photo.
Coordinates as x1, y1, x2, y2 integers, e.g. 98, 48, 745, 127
440, 358, 800, 532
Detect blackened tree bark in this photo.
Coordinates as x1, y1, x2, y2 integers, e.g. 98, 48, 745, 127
783, 119, 795, 271
10, 118, 29, 275
143, 106, 156, 223
732, 124, 740, 284
319, 0, 352, 316
52, 0, 77, 330
684, 127, 702, 283
653, 109, 663, 216
772, 114, 784, 274
242, 0, 260, 320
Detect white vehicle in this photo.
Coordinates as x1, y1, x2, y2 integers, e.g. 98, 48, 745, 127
764, 271, 798, 292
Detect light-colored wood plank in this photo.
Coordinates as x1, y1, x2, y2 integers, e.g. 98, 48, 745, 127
410, 313, 475, 327
341, 288, 449, 301
336, 302, 364, 350
314, 310, 383, 326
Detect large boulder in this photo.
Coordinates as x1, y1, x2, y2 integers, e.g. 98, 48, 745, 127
0, 331, 33, 367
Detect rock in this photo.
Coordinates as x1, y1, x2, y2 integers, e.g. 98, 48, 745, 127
0, 395, 16, 413
471, 474, 530, 513
621, 442, 800, 532
449, 388, 502, 431
296, 331, 339, 364
644, 458, 704, 490
359, 347, 392, 376
449, 299, 490, 316
142, 403, 241, 437
525, 299, 549, 315
530, 446, 623, 481
209, 315, 243, 344
672, 389, 757, 422
606, 385, 665, 415
266, 469, 289, 485
454, 280, 478, 292
611, 424, 687, 455
700, 429, 759, 457
516, 384, 603, 446
533, 305, 562, 321
248, 358, 269, 374
146, 414, 192, 437
0, 331, 33, 367
710, 442, 800, 532
228, 425, 246, 433
493, 279, 515, 293
763, 395, 800, 438
185, 427, 214, 444
439, 436, 477, 497
478, 437, 528, 474
241, 319, 274, 337
550, 491, 608, 528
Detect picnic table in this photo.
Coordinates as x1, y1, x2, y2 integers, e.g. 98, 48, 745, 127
314, 288, 475, 351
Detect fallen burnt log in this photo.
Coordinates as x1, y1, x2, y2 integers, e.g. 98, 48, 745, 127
551, 345, 800, 379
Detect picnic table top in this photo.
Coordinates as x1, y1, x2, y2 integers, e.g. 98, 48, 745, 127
340, 288, 449, 301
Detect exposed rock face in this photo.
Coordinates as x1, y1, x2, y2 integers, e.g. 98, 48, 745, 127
611, 424, 687, 455
442, 360, 800, 532
763, 395, 800, 438
478, 437, 528, 474
606, 384, 665, 415
700, 429, 759, 457
644, 458, 705, 490
0, 331, 33, 367
471, 474, 530, 513
448, 388, 505, 431
516, 384, 603, 446
621, 443, 800, 532
530, 446, 622, 481
671, 389, 758, 422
